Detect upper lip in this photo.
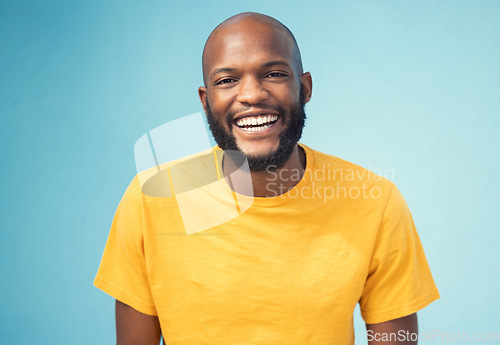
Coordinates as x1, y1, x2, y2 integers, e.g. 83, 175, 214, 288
232, 110, 280, 122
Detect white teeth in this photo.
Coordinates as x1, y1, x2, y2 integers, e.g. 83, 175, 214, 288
248, 124, 271, 132
235, 115, 279, 128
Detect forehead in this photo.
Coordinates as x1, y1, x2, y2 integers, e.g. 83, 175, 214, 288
203, 21, 296, 78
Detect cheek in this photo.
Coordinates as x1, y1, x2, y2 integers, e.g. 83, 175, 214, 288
208, 90, 235, 112
274, 84, 300, 105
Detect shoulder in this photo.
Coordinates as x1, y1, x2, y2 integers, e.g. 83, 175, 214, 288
300, 143, 395, 192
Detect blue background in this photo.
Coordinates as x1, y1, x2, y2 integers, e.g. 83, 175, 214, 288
1, 0, 498, 343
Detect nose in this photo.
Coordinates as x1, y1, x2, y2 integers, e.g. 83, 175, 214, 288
236, 77, 269, 105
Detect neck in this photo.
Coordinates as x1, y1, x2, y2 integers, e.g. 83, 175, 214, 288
223, 145, 306, 198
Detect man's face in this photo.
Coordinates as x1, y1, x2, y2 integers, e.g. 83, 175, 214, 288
199, 20, 311, 171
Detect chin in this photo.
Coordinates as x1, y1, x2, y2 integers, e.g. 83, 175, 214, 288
236, 133, 281, 152
239, 144, 279, 159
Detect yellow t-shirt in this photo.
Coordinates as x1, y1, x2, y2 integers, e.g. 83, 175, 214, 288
94, 144, 439, 344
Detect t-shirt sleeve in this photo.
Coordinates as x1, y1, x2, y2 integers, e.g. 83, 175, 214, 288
359, 183, 439, 324
93, 176, 158, 316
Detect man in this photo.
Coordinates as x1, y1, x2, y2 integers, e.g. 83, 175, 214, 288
95, 12, 439, 345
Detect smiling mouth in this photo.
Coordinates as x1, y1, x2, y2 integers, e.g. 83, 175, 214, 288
234, 115, 279, 132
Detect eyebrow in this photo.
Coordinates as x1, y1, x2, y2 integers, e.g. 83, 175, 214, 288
211, 60, 291, 76
262, 60, 290, 68
212, 67, 234, 75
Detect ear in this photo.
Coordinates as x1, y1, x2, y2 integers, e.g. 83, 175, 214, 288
198, 86, 208, 113
299, 72, 313, 104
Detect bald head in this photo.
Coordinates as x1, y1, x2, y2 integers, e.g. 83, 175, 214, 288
202, 12, 303, 85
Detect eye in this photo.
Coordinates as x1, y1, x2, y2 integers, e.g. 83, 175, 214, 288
215, 78, 236, 86
265, 72, 288, 78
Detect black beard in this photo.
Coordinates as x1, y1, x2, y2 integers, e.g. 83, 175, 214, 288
205, 86, 306, 172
